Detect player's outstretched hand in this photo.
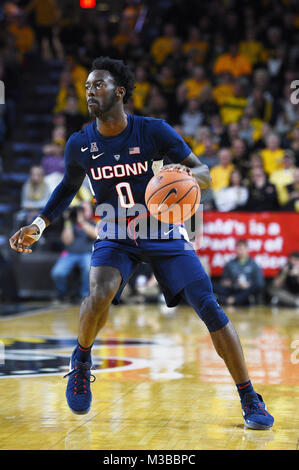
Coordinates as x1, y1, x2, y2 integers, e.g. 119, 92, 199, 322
162, 163, 211, 189
9, 224, 40, 254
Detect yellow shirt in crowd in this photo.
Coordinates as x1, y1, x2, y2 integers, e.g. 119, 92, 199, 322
183, 40, 209, 64
270, 168, 295, 205
239, 40, 264, 65
220, 96, 248, 124
182, 78, 210, 100
133, 81, 151, 110
151, 37, 174, 65
213, 53, 252, 77
26, 0, 60, 26
260, 148, 284, 175
213, 83, 235, 105
54, 81, 87, 116
210, 164, 235, 192
8, 23, 35, 58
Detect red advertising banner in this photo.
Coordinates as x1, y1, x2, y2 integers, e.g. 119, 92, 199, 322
195, 211, 299, 277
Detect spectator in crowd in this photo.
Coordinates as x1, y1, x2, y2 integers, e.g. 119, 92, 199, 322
196, 138, 219, 169
260, 133, 284, 175
247, 87, 273, 124
269, 252, 299, 308
192, 126, 212, 156
65, 55, 88, 89
165, 37, 187, 81
18, 165, 52, 225
213, 43, 252, 78
252, 68, 272, 101
183, 27, 209, 65
247, 153, 265, 174
61, 95, 86, 136
51, 123, 66, 146
269, 150, 296, 205
252, 121, 273, 151
50, 202, 97, 302
245, 166, 279, 211
112, 18, 132, 56
180, 98, 203, 137
54, 68, 87, 117
197, 85, 219, 123
263, 25, 282, 63
231, 137, 250, 178
41, 142, 64, 173
26, 0, 61, 60
78, 31, 97, 68
40, 142, 65, 191
212, 73, 235, 107
214, 169, 248, 212
283, 167, 299, 212
239, 28, 265, 66
150, 23, 176, 66
177, 65, 210, 104
7, 12, 35, 62
157, 65, 179, 119
206, 114, 225, 145
132, 65, 151, 113
266, 45, 287, 92
222, 121, 241, 148
213, 239, 264, 306
210, 148, 235, 192
219, 80, 248, 125
143, 86, 168, 120
238, 115, 255, 146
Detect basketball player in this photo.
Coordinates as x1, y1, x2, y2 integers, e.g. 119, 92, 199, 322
9, 57, 273, 430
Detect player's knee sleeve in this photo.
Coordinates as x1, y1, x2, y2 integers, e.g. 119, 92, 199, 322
183, 278, 229, 332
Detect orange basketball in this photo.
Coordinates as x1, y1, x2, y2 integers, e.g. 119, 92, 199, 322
145, 168, 201, 224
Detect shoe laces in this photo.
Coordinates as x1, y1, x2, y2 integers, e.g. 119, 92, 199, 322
243, 394, 267, 416
64, 361, 96, 395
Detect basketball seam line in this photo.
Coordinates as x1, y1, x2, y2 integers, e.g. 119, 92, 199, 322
150, 185, 199, 215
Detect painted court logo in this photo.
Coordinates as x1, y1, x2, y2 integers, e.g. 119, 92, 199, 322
0, 336, 155, 378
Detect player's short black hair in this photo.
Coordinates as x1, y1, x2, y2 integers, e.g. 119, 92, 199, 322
90, 57, 135, 103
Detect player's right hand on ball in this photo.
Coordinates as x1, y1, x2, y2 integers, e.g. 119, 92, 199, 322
9, 224, 40, 253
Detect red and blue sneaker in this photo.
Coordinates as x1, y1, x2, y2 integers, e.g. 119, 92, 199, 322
64, 348, 96, 415
241, 392, 274, 430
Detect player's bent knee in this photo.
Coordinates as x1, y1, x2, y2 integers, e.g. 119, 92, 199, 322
197, 295, 229, 332
88, 277, 120, 314
88, 284, 117, 312
183, 280, 229, 333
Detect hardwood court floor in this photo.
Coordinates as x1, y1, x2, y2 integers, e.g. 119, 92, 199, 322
0, 302, 299, 450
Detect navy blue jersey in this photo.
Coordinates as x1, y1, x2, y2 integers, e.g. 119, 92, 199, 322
41, 114, 191, 239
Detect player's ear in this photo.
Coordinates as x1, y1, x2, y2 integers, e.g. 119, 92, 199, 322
116, 86, 126, 100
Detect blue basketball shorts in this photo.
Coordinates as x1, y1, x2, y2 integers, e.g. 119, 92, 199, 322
90, 237, 208, 307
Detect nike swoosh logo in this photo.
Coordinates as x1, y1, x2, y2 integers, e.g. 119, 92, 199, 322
92, 152, 104, 159
158, 187, 178, 210
81, 147, 88, 152
164, 228, 174, 235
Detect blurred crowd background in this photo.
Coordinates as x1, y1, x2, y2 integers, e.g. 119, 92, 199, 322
0, 0, 298, 308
